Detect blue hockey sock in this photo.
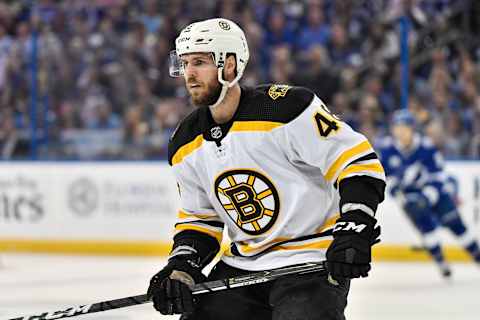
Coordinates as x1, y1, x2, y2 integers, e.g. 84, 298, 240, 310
465, 242, 480, 262
444, 216, 467, 236
454, 228, 480, 262
427, 244, 446, 264
423, 229, 446, 264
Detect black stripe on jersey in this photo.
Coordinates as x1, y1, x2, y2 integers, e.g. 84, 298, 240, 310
348, 152, 379, 163
339, 176, 386, 214
333, 152, 379, 189
230, 229, 333, 258
175, 220, 225, 229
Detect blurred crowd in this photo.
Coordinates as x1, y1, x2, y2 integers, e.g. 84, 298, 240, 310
0, 0, 479, 160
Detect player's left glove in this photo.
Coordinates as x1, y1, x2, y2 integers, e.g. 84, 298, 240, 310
326, 210, 380, 279
148, 255, 206, 315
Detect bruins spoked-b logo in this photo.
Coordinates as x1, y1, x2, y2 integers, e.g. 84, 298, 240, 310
215, 169, 280, 235
218, 20, 231, 30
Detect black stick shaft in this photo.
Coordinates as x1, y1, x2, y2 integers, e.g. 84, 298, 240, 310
7, 262, 325, 320
7, 294, 150, 320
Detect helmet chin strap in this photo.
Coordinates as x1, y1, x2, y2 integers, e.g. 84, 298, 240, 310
209, 67, 242, 109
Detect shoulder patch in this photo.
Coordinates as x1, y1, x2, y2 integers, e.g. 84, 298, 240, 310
237, 85, 315, 124
268, 84, 291, 100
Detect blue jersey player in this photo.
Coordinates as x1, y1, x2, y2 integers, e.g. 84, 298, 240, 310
378, 110, 480, 277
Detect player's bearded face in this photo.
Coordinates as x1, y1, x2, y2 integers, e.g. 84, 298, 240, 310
182, 53, 222, 106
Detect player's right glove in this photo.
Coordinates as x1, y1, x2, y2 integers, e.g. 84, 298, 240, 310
148, 254, 206, 315
326, 210, 380, 279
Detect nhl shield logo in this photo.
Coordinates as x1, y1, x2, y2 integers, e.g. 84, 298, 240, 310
214, 169, 280, 235
268, 84, 290, 100
210, 126, 223, 139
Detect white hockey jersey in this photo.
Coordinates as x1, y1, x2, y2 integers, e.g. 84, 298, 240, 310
168, 84, 385, 271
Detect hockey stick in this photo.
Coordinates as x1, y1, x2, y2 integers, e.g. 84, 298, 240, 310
8, 261, 326, 320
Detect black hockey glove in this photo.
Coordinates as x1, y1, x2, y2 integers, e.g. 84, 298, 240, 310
326, 210, 380, 279
148, 255, 206, 315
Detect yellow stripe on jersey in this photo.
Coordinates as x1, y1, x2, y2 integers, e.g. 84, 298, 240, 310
336, 162, 385, 186
171, 122, 281, 165
324, 140, 373, 181
174, 224, 223, 244
273, 239, 332, 251
177, 209, 217, 220
238, 237, 289, 254
171, 134, 204, 165
317, 214, 340, 233
230, 121, 283, 132
237, 214, 338, 255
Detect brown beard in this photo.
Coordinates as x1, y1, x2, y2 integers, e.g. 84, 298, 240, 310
190, 81, 223, 107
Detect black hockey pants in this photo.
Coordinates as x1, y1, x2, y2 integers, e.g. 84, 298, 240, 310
183, 260, 350, 320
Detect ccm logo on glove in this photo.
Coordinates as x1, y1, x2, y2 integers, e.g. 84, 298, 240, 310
333, 221, 367, 233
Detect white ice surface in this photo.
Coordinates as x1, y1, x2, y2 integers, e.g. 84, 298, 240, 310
0, 254, 479, 320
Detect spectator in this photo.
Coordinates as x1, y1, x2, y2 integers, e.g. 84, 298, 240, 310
0, 109, 17, 159
263, 7, 295, 69
239, 6, 265, 80
331, 92, 356, 127
361, 22, 399, 72
0, 23, 12, 97
296, 2, 330, 52
140, 0, 163, 35
408, 94, 431, 130
215, 0, 238, 22
268, 45, 293, 84
291, 44, 339, 104
123, 105, 149, 160
86, 101, 122, 130
133, 77, 159, 120
327, 21, 359, 68
147, 98, 184, 159
444, 112, 471, 157
363, 73, 395, 115
428, 48, 452, 95
357, 93, 384, 143
0, 0, 475, 160
57, 100, 82, 130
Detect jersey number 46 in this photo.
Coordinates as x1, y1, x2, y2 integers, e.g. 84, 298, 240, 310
313, 104, 341, 138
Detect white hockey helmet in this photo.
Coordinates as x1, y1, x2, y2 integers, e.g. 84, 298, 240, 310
169, 18, 250, 107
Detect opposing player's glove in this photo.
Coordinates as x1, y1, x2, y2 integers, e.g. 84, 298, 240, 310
326, 210, 380, 279
148, 254, 206, 315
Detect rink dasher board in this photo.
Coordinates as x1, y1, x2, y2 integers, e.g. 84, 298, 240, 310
0, 161, 478, 259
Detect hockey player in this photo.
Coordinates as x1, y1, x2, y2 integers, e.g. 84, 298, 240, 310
377, 110, 480, 277
148, 18, 386, 319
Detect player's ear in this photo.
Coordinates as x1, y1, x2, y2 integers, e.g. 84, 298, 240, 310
224, 54, 237, 82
